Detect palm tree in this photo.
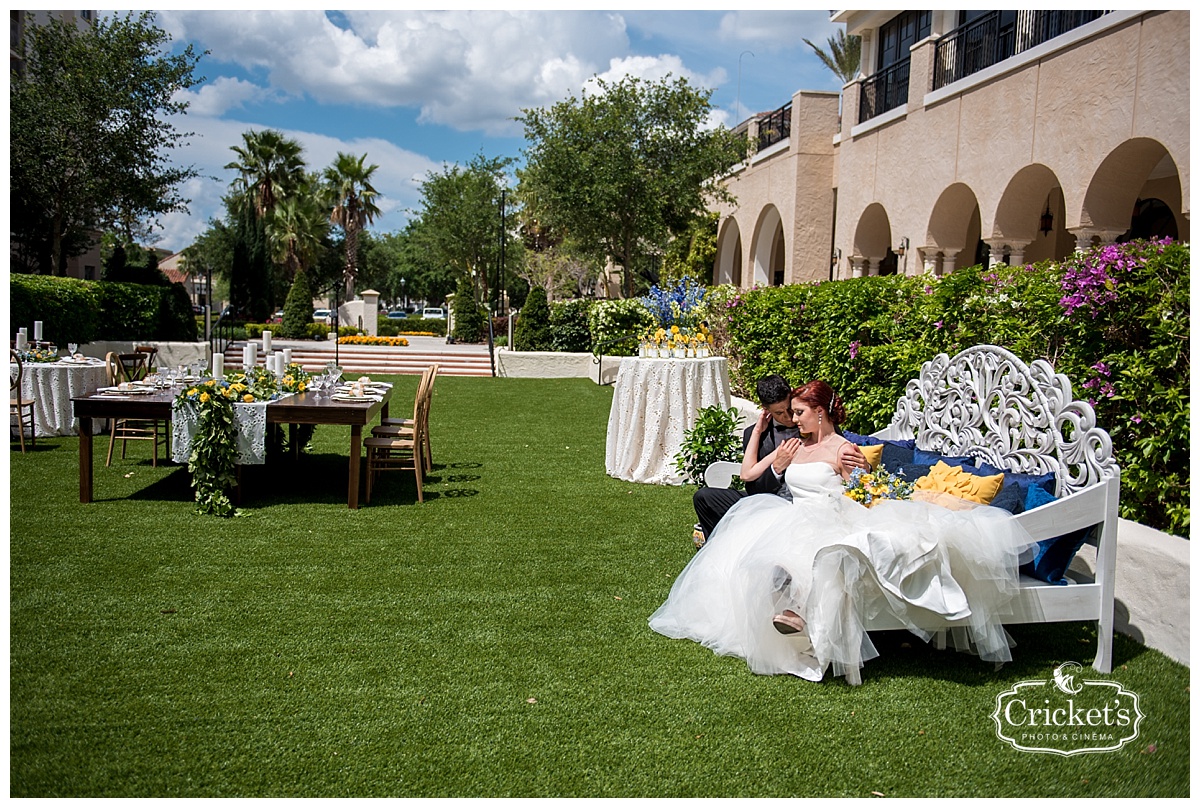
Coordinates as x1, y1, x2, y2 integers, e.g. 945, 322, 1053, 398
225, 129, 307, 219
324, 151, 381, 299
803, 29, 862, 85
268, 192, 328, 281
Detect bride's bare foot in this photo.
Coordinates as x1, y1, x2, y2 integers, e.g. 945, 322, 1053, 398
772, 609, 806, 635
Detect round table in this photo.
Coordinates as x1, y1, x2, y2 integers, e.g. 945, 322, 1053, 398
18, 359, 108, 436
605, 356, 731, 485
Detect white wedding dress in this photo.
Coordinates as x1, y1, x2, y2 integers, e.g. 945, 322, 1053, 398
649, 444, 1035, 684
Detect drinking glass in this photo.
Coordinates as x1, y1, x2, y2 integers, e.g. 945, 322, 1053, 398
67, 342, 79, 356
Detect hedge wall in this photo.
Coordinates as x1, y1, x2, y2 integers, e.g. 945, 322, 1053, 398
717, 239, 1188, 536
11, 274, 197, 343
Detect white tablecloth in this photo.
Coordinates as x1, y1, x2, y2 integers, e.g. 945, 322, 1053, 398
17, 360, 108, 436
172, 397, 283, 466
605, 356, 731, 485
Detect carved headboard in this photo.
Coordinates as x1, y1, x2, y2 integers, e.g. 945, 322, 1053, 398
887, 345, 1120, 496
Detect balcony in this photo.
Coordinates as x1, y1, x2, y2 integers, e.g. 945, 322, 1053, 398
933, 10, 1111, 90
859, 58, 910, 123
756, 102, 791, 152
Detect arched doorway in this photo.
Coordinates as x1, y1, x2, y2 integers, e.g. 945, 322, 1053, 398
714, 216, 743, 286
992, 164, 1070, 263
925, 183, 981, 274
751, 206, 785, 287
851, 203, 892, 276
1080, 139, 1187, 244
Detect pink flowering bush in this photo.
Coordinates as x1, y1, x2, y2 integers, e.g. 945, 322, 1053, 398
723, 239, 1188, 535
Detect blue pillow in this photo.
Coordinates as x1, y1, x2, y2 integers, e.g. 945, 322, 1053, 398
842, 431, 917, 450
988, 481, 1026, 515
881, 442, 914, 470
1019, 486, 1094, 585
913, 450, 976, 468
894, 463, 931, 484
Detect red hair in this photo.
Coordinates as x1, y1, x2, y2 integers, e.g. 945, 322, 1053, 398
791, 380, 846, 425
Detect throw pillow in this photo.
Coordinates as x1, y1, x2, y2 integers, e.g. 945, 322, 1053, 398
914, 461, 1005, 505
974, 460, 1058, 497
1018, 484, 1095, 585
860, 444, 884, 469
913, 449, 976, 468
842, 432, 917, 450
987, 481, 1027, 515
881, 442, 914, 470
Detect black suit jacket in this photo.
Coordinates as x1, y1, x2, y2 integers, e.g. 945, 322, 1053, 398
742, 421, 798, 499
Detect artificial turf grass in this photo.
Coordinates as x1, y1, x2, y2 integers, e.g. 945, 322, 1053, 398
8, 376, 1190, 797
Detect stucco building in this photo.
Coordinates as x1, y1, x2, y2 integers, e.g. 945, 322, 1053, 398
713, 9, 1189, 285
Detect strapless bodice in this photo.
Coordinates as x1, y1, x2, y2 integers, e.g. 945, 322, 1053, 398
784, 462, 844, 499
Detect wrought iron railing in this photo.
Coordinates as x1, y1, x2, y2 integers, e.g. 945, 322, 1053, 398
756, 102, 792, 152
933, 10, 1110, 90
858, 58, 910, 123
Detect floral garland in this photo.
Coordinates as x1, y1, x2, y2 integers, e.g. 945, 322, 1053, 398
20, 346, 60, 363
173, 363, 311, 517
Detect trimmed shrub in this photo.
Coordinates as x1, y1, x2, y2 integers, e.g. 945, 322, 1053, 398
397, 317, 446, 337
451, 278, 487, 343
306, 323, 330, 341
513, 286, 552, 351
587, 297, 655, 356
158, 282, 198, 342
93, 281, 175, 341
377, 318, 399, 337
549, 299, 594, 352
10, 274, 101, 345
280, 269, 314, 340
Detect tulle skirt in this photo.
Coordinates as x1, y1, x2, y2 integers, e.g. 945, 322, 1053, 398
649, 491, 1035, 684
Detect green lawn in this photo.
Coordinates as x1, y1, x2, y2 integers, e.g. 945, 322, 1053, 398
9, 376, 1190, 797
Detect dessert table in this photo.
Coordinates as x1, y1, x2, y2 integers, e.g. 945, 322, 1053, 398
72, 385, 392, 509
605, 356, 731, 485
16, 358, 108, 436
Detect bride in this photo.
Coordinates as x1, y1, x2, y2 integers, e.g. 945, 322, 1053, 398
649, 380, 1035, 685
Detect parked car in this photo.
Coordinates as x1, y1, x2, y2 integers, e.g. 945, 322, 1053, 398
312, 308, 333, 325
270, 309, 284, 323
421, 307, 445, 319
387, 310, 408, 320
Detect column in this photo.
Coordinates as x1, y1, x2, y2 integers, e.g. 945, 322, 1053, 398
1070, 228, 1098, 252
850, 257, 866, 278
984, 239, 1009, 268
1007, 240, 1031, 266
920, 247, 940, 276
867, 257, 881, 276
940, 249, 960, 275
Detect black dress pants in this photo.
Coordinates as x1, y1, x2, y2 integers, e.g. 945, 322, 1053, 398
693, 486, 747, 539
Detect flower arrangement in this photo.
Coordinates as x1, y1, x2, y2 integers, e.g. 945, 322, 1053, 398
640, 276, 707, 329
279, 362, 311, 394
638, 323, 714, 358
843, 464, 914, 507
337, 335, 411, 346
21, 346, 59, 363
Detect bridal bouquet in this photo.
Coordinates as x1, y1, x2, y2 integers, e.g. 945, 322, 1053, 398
843, 464, 914, 507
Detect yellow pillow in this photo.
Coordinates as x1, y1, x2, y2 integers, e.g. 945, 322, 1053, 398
914, 461, 1005, 505
859, 444, 883, 470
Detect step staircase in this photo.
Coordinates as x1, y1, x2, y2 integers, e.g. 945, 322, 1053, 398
220, 342, 494, 377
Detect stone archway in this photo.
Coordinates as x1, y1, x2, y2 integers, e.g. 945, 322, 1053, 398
922, 183, 981, 274
751, 206, 785, 287
850, 203, 892, 277
991, 165, 1069, 264
714, 216, 743, 286
1078, 138, 1187, 248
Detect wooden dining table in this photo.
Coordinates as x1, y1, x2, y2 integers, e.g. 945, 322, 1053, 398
71, 386, 393, 509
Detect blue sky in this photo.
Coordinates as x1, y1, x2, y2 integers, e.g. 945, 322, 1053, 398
128, 8, 849, 252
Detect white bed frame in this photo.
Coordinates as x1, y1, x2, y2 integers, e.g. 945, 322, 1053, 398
704, 345, 1121, 672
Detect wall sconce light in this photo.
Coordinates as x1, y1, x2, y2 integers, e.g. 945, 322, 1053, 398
832, 248, 842, 263
896, 237, 909, 256
1040, 201, 1054, 236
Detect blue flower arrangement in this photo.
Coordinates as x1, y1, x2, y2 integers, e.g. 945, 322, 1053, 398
639, 276, 707, 329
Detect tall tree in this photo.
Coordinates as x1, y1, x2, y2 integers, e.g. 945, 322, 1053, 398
10, 11, 204, 274
803, 29, 862, 85
224, 130, 307, 220
268, 190, 328, 282
324, 151, 381, 299
518, 75, 746, 297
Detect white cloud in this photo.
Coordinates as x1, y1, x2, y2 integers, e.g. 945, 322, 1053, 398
589, 54, 726, 94
717, 10, 839, 49
175, 76, 276, 117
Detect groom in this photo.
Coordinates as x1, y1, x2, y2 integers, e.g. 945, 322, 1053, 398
691, 374, 868, 546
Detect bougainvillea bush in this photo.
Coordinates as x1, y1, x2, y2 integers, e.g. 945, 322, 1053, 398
720, 239, 1188, 535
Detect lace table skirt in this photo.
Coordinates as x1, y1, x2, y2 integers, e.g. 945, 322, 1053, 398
605, 356, 731, 485
172, 397, 289, 466
18, 361, 108, 437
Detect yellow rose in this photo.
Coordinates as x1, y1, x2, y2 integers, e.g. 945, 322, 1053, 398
243, 394, 255, 403
187, 387, 199, 396
298, 382, 306, 391
283, 375, 294, 385
199, 392, 210, 403
205, 379, 216, 387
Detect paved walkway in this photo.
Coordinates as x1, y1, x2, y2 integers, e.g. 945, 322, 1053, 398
225, 335, 493, 376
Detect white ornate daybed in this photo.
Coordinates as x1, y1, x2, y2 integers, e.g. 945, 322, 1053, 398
704, 344, 1121, 673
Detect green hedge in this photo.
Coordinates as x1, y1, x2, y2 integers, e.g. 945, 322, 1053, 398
720, 239, 1188, 536
549, 299, 594, 352
397, 317, 446, 337
11, 274, 196, 343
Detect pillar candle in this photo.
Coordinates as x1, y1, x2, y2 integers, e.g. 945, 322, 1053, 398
248, 343, 258, 367
33, 321, 43, 342
213, 354, 224, 379
282, 348, 292, 367
262, 330, 272, 353
242, 345, 252, 370
277, 353, 286, 377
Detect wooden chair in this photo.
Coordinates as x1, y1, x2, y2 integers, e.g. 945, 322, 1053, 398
119, 351, 151, 381
105, 352, 168, 466
371, 363, 437, 470
134, 345, 158, 374
10, 350, 36, 452
363, 390, 426, 504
